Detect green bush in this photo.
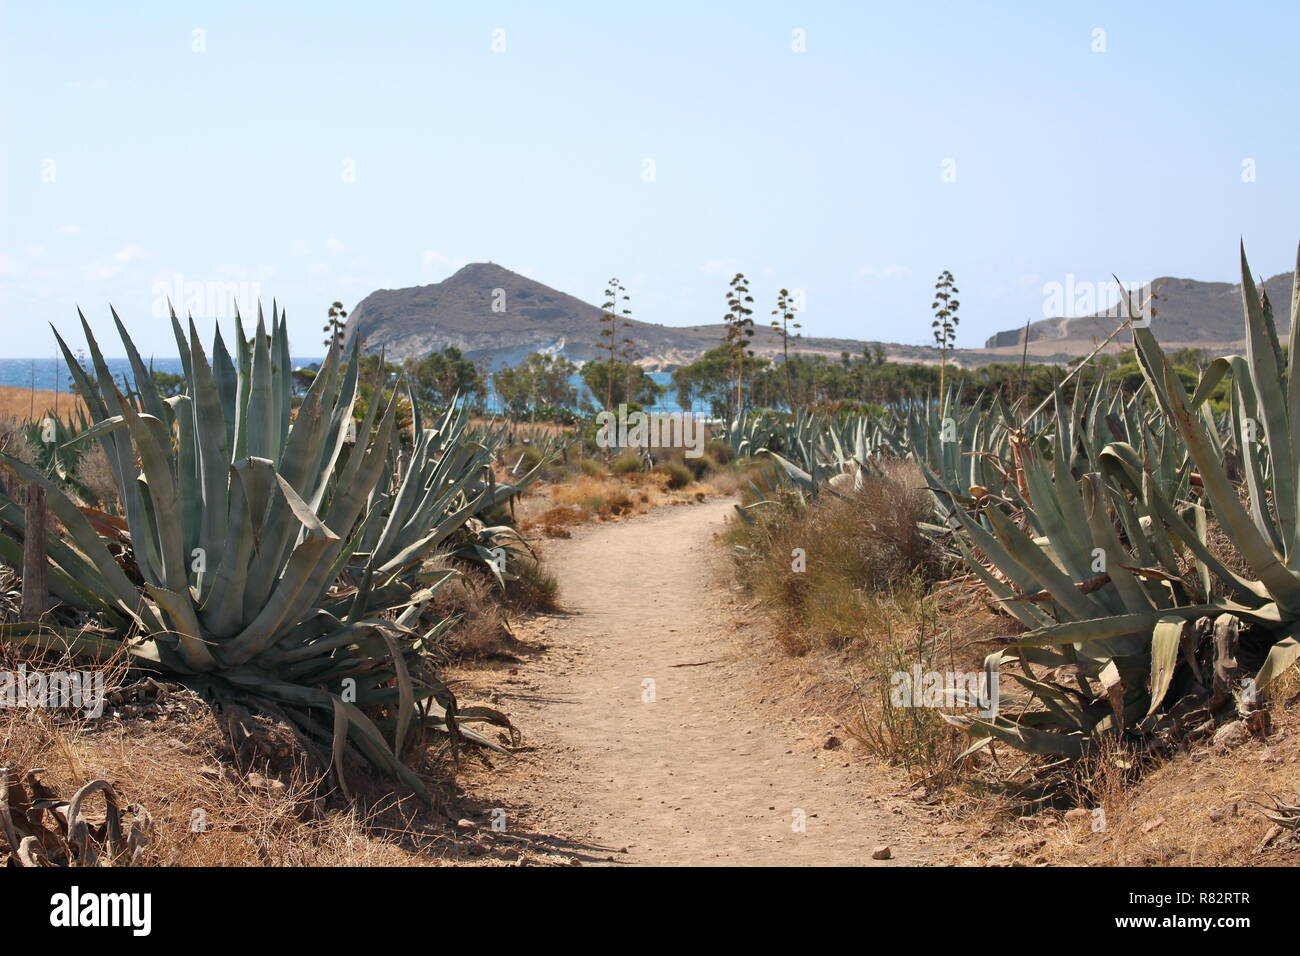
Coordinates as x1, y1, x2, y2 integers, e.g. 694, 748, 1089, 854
656, 461, 693, 489
611, 454, 643, 475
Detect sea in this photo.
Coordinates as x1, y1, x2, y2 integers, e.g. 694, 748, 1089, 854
0, 358, 699, 416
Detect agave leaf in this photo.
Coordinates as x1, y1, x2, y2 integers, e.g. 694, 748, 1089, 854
187, 318, 233, 591
146, 584, 217, 671
942, 713, 1085, 758
1146, 617, 1185, 716
1010, 605, 1227, 648
1255, 630, 1300, 696
1156, 360, 1300, 609
112, 306, 169, 423
246, 308, 276, 460
1099, 443, 1266, 603
0, 453, 159, 630
378, 628, 416, 759
982, 506, 1106, 621
330, 698, 353, 801
1238, 245, 1296, 552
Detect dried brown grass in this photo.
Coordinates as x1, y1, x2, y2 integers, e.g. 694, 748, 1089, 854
726, 461, 1004, 782
0, 666, 424, 866
0, 386, 85, 423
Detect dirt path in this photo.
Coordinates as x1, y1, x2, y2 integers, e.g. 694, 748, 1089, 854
459, 498, 943, 866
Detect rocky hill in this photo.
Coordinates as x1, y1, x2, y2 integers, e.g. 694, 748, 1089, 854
345, 263, 944, 371
983, 272, 1294, 353
346, 262, 1295, 373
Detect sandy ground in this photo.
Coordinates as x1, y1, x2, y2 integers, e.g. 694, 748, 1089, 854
455, 497, 943, 866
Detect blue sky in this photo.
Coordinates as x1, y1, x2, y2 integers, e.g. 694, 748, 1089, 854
2, 0, 1298, 359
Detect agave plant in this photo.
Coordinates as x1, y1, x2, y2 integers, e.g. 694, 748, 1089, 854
1128, 244, 1300, 681
354, 397, 546, 611
934, 243, 1300, 762
0, 307, 514, 800
16, 406, 103, 506
718, 409, 782, 460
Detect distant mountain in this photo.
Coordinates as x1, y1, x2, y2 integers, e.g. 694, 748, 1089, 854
347, 262, 1296, 374
983, 272, 1294, 353
345, 262, 925, 371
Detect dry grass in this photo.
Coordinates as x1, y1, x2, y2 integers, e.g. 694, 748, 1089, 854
729, 461, 944, 651
725, 461, 1006, 782
0, 386, 85, 423
503, 554, 560, 614
519, 469, 715, 536
941, 672, 1300, 866
0, 411, 120, 510
412, 551, 560, 660
424, 567, 516, 659
0, 646, 425, 866
471, 417, 568, 439
0, 640, 554, 867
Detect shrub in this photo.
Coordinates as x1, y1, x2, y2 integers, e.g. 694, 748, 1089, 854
611, 454, 643, 475
655, 461, 692, 489
705, 439, 734, 465
684, 454, 717, 481
729, 461, 942, 650
505, 555, 560, 612
599, 489, 635, 516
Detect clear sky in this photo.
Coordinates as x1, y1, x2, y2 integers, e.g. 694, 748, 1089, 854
2, 0, 1298, 359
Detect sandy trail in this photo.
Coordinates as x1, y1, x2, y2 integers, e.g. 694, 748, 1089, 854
463, 497, 940, 866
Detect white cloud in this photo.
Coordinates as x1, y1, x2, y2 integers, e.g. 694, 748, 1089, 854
324, 238, 346, 255
84, 244, 147, 280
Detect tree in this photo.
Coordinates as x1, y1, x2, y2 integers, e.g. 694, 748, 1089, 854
931, 271, 960, 405
723, 273, 756, 419
618, 290, 641, 410
672, 346, 735, 417
580, 359, 662, 409
323, 301, 348, 350
770, 288, 802, 411
599, 278, 630, 411
150, 370, 185, 397
492, 352, 581, 419
405, 347, 485, 411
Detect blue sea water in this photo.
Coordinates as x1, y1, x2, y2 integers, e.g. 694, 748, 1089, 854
0, 359, 699, 415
